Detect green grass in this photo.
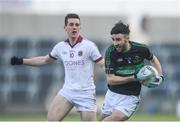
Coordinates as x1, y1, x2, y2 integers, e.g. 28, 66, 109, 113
64, 113, 180, 121
0, 114, 46, 121
129, 113, 180, 121
0, 113, 180, 121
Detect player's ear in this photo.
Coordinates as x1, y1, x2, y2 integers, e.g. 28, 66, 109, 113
125, 35, 129, 40
124, 35, 129, 43
64, 25, 67, 31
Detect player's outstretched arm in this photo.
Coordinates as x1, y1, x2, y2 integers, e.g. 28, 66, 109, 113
11, 55, 54, 66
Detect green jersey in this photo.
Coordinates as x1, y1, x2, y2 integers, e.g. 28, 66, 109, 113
105, 41, 153, 96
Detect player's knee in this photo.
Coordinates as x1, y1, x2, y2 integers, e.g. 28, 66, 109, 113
99, 114, 108, 121
111, 113, 129, 121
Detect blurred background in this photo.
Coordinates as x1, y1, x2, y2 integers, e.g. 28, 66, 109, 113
0, 0, 180, 121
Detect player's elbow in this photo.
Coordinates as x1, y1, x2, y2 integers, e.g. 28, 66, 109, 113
42, 55, 54, 65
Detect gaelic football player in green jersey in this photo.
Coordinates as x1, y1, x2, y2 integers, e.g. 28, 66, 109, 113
100, 21, 164, 121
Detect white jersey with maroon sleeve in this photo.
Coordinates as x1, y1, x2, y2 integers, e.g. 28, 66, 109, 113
50, 36, 102, 90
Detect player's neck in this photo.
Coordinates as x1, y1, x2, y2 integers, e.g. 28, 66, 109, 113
124, 42, 131, 52
69, 36, 78, 45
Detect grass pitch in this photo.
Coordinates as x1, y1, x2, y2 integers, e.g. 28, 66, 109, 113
0, 113, 180, 121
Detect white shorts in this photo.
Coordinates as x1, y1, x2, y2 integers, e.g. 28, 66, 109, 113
101, 90, 140, 117
58, 88, 97, 112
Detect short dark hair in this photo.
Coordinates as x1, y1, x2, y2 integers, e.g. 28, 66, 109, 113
111, 21, 130, 35
65, 13, 80, 26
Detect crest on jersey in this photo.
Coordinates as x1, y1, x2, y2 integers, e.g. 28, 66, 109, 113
78, 51, 83, 56
133, 55, 142, 63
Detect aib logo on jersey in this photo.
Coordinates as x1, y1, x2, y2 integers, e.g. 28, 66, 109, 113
78, 51, 83, 56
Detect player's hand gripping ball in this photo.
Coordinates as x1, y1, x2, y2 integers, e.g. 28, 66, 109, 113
136, 65, 163, 88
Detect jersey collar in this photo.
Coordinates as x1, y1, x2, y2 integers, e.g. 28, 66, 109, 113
65, 35, 83, 48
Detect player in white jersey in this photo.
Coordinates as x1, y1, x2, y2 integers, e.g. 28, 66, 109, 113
11, 13, 104, 121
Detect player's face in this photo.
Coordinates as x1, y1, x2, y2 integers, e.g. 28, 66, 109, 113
64, 18, 81, 40
111, 34, 129, 52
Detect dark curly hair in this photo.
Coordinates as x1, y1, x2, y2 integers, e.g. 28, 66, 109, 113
111, 21, 130, 35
